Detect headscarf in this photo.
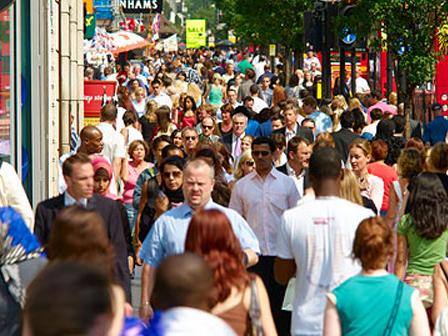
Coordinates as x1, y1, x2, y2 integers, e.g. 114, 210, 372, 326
159, 156, 185, 205
0, 207, 46, 306
91, 155, 118, 200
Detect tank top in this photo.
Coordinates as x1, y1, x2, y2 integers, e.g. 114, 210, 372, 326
216, 287, 251, 336
333, 274, 414, 336
209, 84, 223, 105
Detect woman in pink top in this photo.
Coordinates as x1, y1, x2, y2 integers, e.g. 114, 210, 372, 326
349, 138, 384, 214
121, 140, 152, 233
367, 139, 398, 216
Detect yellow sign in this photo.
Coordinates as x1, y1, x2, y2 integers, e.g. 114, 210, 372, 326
186, 19, 207, 49
269, 44, 276, 57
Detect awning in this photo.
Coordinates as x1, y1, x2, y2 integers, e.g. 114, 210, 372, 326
84, 28, 149, 57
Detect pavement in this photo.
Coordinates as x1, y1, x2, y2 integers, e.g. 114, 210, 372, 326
131, 265, 143, 315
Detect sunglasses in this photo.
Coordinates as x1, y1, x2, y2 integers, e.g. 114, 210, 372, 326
245, 160, 255, 166
202, 125, 214, 130
252, 150, 271, 157
163, 171, 182, 178
185, 136, 197, 141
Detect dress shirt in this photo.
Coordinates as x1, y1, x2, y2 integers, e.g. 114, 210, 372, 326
285, 127, 296, 144
285, 163, 306, 199
229, 168, 299, 256
252, 96, 268, 113
232, 133, 244, 159
139, 200, 260, 267
64, 191, 88, 207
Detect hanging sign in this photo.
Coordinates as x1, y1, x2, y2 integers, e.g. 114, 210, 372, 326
120, 0, 162, 14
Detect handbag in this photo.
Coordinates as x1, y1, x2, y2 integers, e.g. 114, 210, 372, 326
383, 280, 404, 336
247, 276, 264, 336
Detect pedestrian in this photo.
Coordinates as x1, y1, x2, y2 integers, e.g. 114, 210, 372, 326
0, 158, 34, 229
395, 172, 448, 308
185, 209, 277, 335
150, 253, 237, 336
218, 103, 234, 136
275, 147, 374, 335
230, 136, 299, 335
181, 127, 199, 157
121, 140, 152, 226
277, 136, 312, 199
367, 139, 398, 216
96, 104, 127, 182
34, 153, 131, 301
349, 139, 384, 213
138, 158, 260, 321
139, 100, 158, 143
120, 110, 143, 147
323, 217, 430, 336
134, 155, 185, 264
23, 262, 125, 336
0, 208, 46, 336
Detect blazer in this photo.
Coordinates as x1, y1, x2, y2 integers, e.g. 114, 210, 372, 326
273, 123, 314, 144
331, 128, 360, 163
34, 193, 131, 302
221, 133, 234, 154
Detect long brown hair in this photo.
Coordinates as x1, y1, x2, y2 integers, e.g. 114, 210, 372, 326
47, 206, 115, 279
185, 209, 250, 305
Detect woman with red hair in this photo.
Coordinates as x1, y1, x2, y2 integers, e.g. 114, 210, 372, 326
185, 209, 277, 336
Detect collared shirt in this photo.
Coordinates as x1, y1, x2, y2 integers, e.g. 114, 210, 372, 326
252, 96, 268, 113
231, 133, 245, 159
139, 200, 260, 267
229, 168, 299, 255
286, 163, 307, 199
64, 191, 88, 207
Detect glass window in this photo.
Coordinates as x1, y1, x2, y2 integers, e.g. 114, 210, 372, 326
0, 6, 13, 162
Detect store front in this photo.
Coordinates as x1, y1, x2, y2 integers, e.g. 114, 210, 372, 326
0, 0, 33, 199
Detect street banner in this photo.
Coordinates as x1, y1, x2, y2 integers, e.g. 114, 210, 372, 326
120, 0, 162, 14
84, 80, 116, 118
186, 19, 206, 49
269, 44, 276, 57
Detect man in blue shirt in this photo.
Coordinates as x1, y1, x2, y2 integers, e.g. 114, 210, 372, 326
139, 158, 260, 321
423, 103, 448, 145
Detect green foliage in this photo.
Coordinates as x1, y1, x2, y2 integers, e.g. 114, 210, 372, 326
347, 0, 448, 88
214, 0, 314, 50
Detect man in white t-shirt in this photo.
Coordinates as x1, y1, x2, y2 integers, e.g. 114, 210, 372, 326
152, 253, 236, 336
274, 147, 374, 336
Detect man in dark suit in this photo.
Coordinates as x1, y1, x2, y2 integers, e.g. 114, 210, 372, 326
273, 103, 314, 144
221, 111, 249, 160
277, 136, 312, 198
331, 110, 361, 163
35, 153, 131, 301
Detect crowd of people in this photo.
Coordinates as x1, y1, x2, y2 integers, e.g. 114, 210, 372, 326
2, 46, 448, 335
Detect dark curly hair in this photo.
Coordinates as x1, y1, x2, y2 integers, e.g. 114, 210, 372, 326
408, 172, 448, 240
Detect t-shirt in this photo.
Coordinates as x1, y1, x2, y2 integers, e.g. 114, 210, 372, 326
332, 274, 414, 336
367, 162, 398, 212
397, 214, 448, 275
158, 307, 236, 336
276, 197, 374, 335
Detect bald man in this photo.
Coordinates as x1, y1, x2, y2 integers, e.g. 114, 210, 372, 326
58, 125, 105, 194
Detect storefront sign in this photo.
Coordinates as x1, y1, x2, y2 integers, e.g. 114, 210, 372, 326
120, 0, 162, 14
186, 19, 206, 49
84, 80, 116, 118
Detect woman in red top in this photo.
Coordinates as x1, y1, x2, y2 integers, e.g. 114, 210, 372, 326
367, 139, 398, 216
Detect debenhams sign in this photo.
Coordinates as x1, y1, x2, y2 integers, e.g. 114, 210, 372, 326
120, 0, 163, 14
